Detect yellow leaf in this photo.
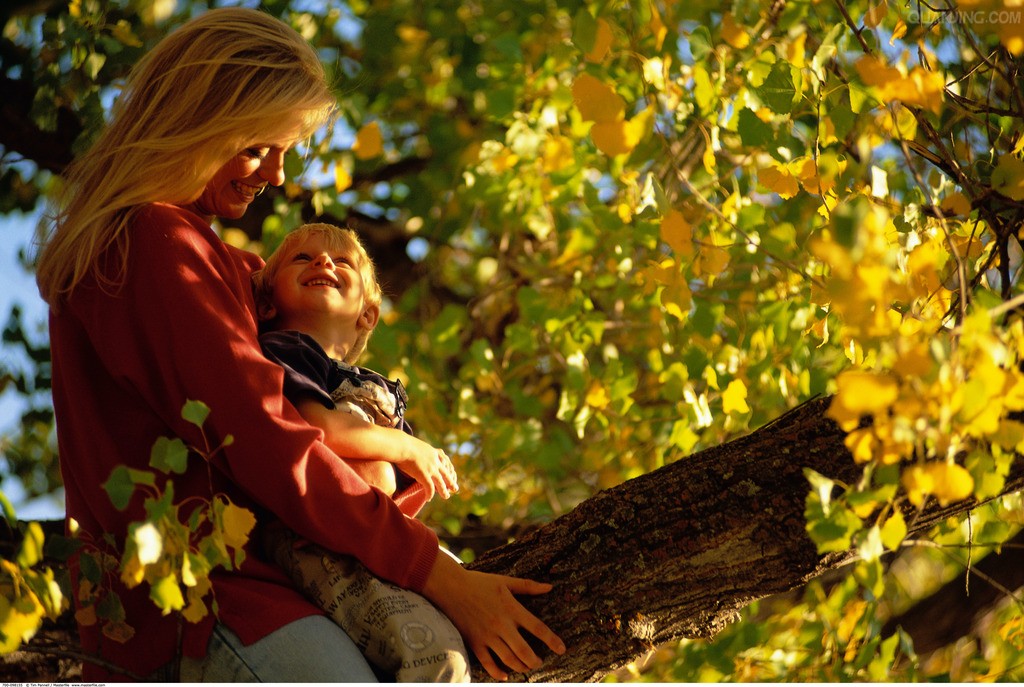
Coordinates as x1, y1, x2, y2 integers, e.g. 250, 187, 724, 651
585, 18, 614, 62
75, 604, 97, 627
150, 575, 185, 615
181, 595, 209, 624
111, 20, 143, 48
993, 153, 1024, 201
353, 121, 383, 160
334, 163, 352, 193
786, 32, 807, 69
854, 55, 903, 89
572, 73, 626, 123
939, 191, 971, 217
997, 15, 1024, 55
865, 2, 887, 28
828, 371, 899, 429
854, 56, 945, 113
585, 381, 610, 410
844, 427, 876, 463
649, 1, 667, 50
702, 144, 716, 174
694, 242, 730, 281
221, 502, 256, 550
880, 510, 907, 550
837, 599, 867, 644
890, 18, 908, 44
542, 135, 574, 173
721, 13, 750, 49
397, 24, 430, 47
591, 120, 634, 157
102, 619, 135, 644
928, 462, 975, 505
759, 164, 800, 199
722, 379, 750, 415
902, 462, 974, 507
901, 465, 931, 507
0, 595, 43, 652
120, 555, 146, 588
644, 259, 692, 320
789, 157, 823, 194
661, 210, 694, 257
182, 578, 212, 624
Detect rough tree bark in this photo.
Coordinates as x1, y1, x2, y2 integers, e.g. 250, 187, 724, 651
4, 395, 1023, 681
465, 396, 1024, 682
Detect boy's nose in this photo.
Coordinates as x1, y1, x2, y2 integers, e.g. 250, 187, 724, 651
313, 253, 334, 267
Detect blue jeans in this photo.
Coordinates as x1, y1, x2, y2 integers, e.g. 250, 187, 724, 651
162, 616, 379, 682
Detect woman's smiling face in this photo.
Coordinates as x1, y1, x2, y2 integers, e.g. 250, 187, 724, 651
186, 140, 292, 220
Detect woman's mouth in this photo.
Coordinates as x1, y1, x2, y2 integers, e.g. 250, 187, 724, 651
232, 180, 264, 200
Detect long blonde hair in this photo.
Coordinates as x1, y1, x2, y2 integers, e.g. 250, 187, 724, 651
37, 7, 336, 307
252, 223, 384, 363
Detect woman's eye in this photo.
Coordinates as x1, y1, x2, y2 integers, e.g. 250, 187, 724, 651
244, 147, 268, 160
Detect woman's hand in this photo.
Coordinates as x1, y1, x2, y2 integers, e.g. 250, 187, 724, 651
422, 552, 566, 680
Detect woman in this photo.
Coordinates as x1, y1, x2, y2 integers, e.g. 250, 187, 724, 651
37, 8, 563, 681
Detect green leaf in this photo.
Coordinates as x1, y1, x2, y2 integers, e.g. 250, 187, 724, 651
0, 490, 17, 526
737, 108, 774, 147
103, 466, 135, 511
150, 436, 189, 475
753, 62, 796, 114
688, 25, 713, 61
96, 589, 126, 622
181, 400, 210, 429
79, 552, 102, 585
572, 9, 597, 53
44, 533, 84, 562
806, 500, 861, 553
16, 522, 44, 567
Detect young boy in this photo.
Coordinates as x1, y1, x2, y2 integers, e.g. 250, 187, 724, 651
252, 223, 469, 682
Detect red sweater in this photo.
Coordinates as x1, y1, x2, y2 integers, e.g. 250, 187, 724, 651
49, 203, 438, 679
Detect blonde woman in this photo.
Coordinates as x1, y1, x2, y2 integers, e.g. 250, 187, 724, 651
37, 7, 563, 682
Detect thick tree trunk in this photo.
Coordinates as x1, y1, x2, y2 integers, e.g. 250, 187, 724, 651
466, 396, 1024, 682
4, 396, 1023, 681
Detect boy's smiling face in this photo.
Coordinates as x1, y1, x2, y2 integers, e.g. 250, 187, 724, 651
266, 233, 375, 336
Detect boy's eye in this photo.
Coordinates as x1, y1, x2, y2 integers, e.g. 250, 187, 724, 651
335, 256, 352, 266
292, 252, 311, 262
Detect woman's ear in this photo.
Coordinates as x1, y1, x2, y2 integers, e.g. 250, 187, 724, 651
358, 304, 380, 331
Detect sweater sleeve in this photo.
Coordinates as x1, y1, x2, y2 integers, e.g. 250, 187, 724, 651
79, 205, 438, 592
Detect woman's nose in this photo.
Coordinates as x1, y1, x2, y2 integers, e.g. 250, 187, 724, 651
258, 149, 287, 187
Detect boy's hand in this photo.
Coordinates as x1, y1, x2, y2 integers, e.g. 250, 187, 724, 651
397, 438, 459, 500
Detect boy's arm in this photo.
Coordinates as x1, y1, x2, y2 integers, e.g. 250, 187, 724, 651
295, 398, 458, 502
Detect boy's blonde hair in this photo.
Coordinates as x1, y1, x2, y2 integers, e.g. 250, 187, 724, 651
37, 7, 337, 307
253, 223, 383, 363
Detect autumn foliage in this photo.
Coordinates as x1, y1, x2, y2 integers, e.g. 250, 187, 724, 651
2, 0, 1024, 680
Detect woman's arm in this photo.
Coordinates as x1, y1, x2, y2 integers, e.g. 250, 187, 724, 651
85, 205, 439, 592
296, 398, 458, 501
421, 552, 567, 681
